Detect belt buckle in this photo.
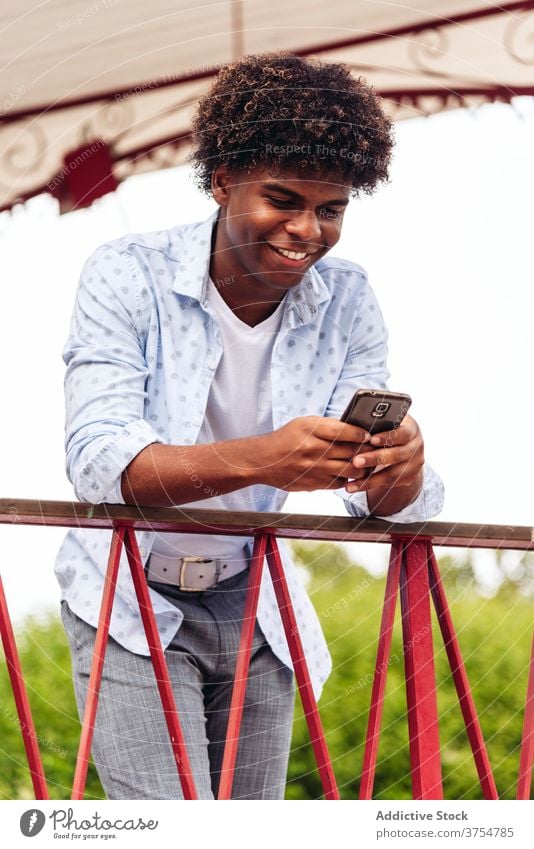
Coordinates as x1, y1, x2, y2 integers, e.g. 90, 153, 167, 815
178, 556, 219, 591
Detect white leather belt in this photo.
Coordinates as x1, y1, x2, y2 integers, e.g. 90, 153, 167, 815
146, 548, 250, 591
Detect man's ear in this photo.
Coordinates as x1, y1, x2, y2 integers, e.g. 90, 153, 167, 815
211, 165, 231, 206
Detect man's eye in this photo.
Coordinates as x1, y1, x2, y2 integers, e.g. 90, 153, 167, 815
267, 197, 293, 207
320, 207, 341, 219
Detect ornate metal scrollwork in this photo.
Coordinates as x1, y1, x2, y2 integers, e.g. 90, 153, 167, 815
504, 7, 534, 65
407, 26, 452, 76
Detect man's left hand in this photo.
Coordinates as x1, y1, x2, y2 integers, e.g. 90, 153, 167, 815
345, 413, 425, 513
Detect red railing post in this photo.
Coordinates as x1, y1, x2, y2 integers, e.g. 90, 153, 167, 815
359, 538, 498, 800
217, 533, 268, 799
71, 526, 125, 799
123, 526, 198, 799
399, 539, 443, 799
428, 547, 499, 800
359, 540, 403, 799
517, 633, 534, 800
72, 525, 198, 799
265, 532, 340, 799
0, 575, 49, 799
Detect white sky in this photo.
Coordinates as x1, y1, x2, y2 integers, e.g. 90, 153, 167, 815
1, 99, 533, 622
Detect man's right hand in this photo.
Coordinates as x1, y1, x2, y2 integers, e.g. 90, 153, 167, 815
260, 416, 373, 492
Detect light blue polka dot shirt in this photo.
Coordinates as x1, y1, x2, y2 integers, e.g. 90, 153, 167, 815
54, 208, 444, 700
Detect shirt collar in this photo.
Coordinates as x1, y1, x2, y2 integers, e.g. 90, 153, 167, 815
172, 208, 331, 327
171, 208, 219, 304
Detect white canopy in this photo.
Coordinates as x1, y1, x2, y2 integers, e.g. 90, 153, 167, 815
1, 0, 533, 212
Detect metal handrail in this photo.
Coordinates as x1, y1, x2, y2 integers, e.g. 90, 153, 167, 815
0, 498, 532, 801
1, 499, 533, 549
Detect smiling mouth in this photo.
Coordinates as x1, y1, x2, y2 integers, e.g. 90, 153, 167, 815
267, 243, 318, 264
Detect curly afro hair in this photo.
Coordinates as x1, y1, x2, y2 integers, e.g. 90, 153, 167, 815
189, 51, 394, 198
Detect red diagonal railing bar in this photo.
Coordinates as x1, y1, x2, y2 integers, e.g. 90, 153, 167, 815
359, 540, 403, 799
428, 546, 499, 800
265, 532, 340, 800
123, 526, 198, 799
0, 501, 533, 552
400, 540, 443, 799
517, 633, 534, 800
71, 526, 125, 799
217, 533, 268, 800
0, 575, 49, 799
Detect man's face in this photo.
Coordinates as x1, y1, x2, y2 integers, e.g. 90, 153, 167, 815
211, 164, 351, 296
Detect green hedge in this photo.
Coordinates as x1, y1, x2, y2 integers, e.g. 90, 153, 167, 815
0, 614, 104, 800
0, 542, 531, 800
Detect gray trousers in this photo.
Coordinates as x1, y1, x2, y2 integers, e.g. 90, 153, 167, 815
60, 566, 296, 800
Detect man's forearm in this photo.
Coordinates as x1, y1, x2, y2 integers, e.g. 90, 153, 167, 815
120, 435, 271, 507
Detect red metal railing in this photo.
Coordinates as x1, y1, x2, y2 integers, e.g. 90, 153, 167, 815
0, 499, 532, 800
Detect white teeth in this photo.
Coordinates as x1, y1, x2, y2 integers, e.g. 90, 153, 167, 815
273, 246, 309, 261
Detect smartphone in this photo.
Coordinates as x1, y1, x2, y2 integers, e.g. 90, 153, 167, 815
340, 389, 412, 435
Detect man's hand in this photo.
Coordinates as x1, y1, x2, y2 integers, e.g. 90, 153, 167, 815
344, 413, 425, 516
261, 416, 374, 492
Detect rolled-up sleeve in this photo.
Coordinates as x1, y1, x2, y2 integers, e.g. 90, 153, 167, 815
337, 462, 445, 522
63, 245, 164, 504
324, 270, 391, 420
326, 270, 444, 522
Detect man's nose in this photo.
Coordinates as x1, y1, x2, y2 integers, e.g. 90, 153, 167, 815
284, 209, 322, 242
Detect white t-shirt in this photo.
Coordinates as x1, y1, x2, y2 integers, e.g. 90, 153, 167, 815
151, 278, 286, 562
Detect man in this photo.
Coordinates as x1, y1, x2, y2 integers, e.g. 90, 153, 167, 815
56, 51, 444, 800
